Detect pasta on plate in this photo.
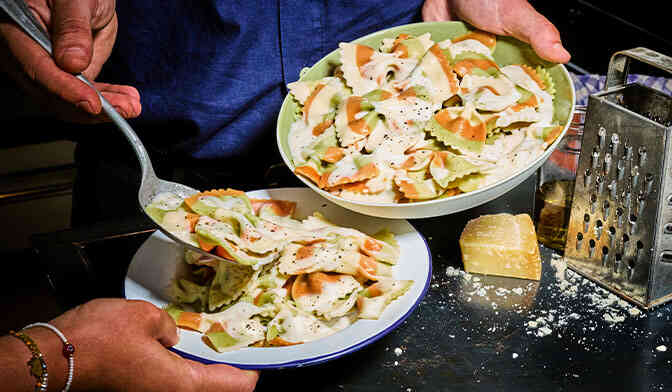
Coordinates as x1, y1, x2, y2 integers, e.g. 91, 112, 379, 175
287, 30, 562, 203
145, 189, 413, 352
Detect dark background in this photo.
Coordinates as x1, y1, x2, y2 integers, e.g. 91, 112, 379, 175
533, 0, 672, 76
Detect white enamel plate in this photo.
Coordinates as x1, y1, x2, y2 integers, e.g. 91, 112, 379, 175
124, 187, 432, 369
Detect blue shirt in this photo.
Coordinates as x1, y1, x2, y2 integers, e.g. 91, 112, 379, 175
101, 1, 424, 163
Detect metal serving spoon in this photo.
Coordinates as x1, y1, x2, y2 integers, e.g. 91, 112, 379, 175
0, 0, 237, 264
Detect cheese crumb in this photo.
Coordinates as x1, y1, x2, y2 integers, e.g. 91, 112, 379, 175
603, 312, 625, 324
394, 347, 403, 356
512, 353, 519, 359
656, 345, 667, 352
536, 326, 552, 337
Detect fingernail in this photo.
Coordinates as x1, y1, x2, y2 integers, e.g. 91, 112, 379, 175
243, 370, 259, 378
76, 100, 94, 114
553, 43, 570, 57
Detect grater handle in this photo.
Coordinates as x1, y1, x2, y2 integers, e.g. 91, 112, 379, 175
606, 47, 672, 90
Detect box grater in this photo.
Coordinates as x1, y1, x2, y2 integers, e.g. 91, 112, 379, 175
564, 48, 672, 308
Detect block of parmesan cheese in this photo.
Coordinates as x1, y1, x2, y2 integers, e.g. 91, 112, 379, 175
459, 213, 541, 280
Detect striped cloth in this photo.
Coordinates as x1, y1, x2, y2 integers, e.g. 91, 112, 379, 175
571, 73, 672, 106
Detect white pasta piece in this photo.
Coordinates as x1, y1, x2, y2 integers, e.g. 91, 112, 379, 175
495, 106, 541, 127
304, 83, 341, 126
460, 74, 521, 112
361, 52, 418, 86
379, 37, 396, 53
373, 131, 425, 169
500, 65, 544, 94
448, 39, 494, 59
399, 149, 434, 171
288, 77, 346, 105
340, 43, 380, 96
438, 39, 452, 50
411, 45, 459, 104
373, 95, 441, 132
535, 90, 555, 126
287, 80, 319, 105
288, 119, 316, 165
293, 273, 362, 319
461, 130, 527, 164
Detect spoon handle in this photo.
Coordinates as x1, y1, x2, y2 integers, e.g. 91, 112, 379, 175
0, 0, 156, 183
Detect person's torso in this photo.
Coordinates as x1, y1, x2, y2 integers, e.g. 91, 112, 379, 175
101, 0, 423, 162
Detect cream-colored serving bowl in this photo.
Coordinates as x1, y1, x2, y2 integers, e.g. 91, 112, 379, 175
276, 21, 576, 219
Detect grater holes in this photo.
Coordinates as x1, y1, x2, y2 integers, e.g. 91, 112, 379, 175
584, 168, 592, 187
595, 220, 604, 238
601, 246, 609, 265
597, 126, 606, 147
660, 251, 672, 264
667, 195, 672, 206
644, 173, 654, 194
629, 214, 638, 234
576, 232, 584, 251
638, 146, 647, 166
665, 223, 672, 234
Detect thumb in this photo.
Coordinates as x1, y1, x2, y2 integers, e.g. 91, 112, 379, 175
51, 0, 96, 73
503, 2, 570, 63
188, 361, 259, 392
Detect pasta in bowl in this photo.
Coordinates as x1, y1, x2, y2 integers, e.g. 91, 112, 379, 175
276, 21, 575, 218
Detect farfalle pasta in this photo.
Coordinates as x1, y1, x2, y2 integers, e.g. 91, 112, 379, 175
287, 29, 563, 203
146, 190, 412, 352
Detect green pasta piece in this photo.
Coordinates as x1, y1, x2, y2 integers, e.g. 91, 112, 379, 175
447, 173, 486, 193
425, 115, 485, 153
429, 151, 482, 188
536, 66, 556, 98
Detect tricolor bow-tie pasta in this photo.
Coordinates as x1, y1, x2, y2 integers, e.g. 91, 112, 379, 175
145, 189, 412, 351
287, 30, 562, 203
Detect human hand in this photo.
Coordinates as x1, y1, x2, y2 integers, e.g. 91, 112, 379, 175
0, 0, 141, 122
37, 298, 258, 392
422, 0, 571, 64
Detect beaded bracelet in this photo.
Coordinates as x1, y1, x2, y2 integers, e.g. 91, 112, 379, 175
23, 323, 75, 392
8, 330, 49, 392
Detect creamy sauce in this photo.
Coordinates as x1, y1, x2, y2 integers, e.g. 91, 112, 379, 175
294, 274, 361, 319
460, 74, 520, 112
152, 192, 184, 210
326, 155, 361, 185
374, 95, 440, 131
448, 39, 494, 59
271, 308, 342, 343
287, 32, 560, 203
288, 120, 316, 165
